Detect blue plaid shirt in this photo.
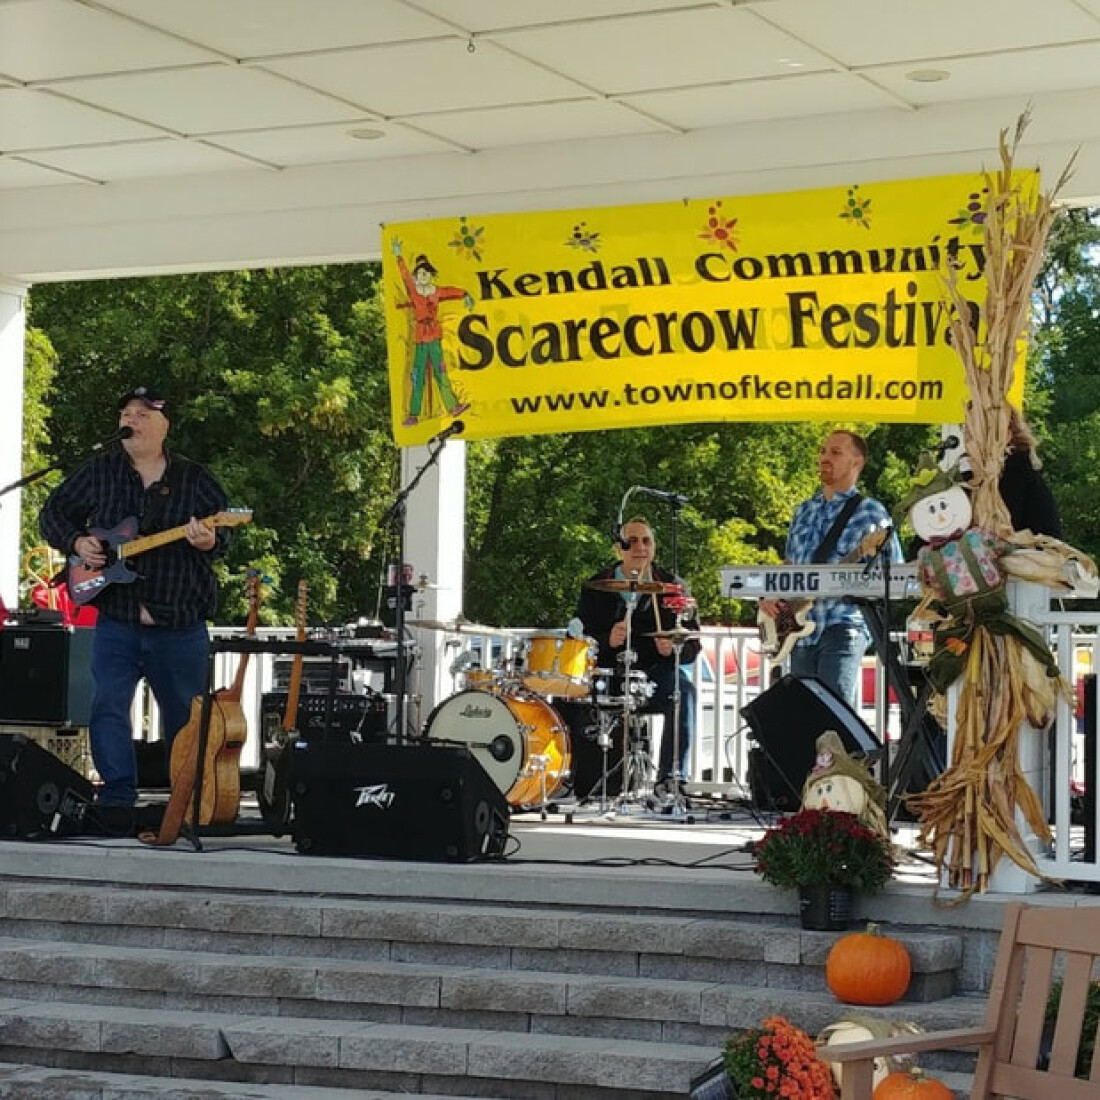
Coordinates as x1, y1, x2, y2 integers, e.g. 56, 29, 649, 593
784, 486, 902, 646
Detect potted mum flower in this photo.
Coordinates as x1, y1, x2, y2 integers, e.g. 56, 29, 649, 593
751, 808, 894, 930
723, 1014, 836, 1098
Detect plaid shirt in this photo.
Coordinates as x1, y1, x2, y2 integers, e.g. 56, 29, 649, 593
39, 447, 228, 628
784, 486, 901, 646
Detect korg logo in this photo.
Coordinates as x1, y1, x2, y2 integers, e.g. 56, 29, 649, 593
354, 784, 395, 809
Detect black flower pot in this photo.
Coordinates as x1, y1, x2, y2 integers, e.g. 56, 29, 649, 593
798, 883, 854, 930
689, 1057, 738, 1098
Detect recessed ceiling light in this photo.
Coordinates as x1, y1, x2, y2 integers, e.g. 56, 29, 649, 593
348, 127, 385, 141
905, 69, 951, 83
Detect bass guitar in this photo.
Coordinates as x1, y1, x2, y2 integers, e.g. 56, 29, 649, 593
757, 528, 890, 662
258, 579, 307, 830
142, 570, 261, 846
67, 509, 252, 605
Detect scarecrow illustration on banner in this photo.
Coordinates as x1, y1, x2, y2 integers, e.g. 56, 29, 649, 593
391, 238, 472, 429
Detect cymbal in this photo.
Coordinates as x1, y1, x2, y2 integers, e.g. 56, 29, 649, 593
645, 628, 701, 642
585, 577, 679, 594
407, 617, 505, 635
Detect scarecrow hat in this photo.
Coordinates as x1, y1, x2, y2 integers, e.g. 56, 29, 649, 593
893, 456, 968, 525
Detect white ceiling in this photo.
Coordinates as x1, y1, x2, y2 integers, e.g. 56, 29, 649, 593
3, 0, 1100, 282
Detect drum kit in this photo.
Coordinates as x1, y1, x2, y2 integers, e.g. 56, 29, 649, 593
409, 574, 701, 822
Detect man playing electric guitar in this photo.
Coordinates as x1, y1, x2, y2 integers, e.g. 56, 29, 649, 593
40, 385, 232, 811
759, 430, 901, 708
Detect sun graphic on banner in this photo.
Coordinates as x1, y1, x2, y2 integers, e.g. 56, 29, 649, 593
839, 185, 873, 229
448, 216, 486, 261
698, 201, 738, 251
564, 221, 601, 253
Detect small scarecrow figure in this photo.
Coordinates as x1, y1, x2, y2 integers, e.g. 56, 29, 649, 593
801, 730, 889, 841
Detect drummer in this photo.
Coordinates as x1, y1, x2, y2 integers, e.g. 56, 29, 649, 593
571, 516, 701, 797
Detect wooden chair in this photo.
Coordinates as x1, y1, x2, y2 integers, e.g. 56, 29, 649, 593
828, 901, 1100, 1099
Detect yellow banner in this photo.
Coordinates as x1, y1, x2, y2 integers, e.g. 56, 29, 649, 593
382, 172, 1033, 445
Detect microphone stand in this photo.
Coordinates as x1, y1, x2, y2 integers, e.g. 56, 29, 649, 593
377, 437, 450, 745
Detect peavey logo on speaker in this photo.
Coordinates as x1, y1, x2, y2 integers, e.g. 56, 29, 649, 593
458, 703, 493, 719
354, 783, 396, 809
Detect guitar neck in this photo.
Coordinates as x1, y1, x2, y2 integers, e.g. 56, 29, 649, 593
118, 521, 200, 560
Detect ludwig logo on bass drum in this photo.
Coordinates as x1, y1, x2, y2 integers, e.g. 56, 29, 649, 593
354, 784, 396, 809
458, 703, 493, 719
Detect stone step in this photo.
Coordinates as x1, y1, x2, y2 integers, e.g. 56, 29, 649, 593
0, 936, 985, 1051
0, 1061, 494, 1099
0, 883, 964, 999
0, 1001, 708, 1098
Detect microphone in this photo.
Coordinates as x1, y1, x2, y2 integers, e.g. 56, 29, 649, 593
934, 433, 960, 459
91, 426, 134, 452
639, 487, 689, 505
429, 420, 466, 445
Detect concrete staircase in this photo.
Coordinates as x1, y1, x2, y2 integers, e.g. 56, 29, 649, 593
0, 868, 989, 1099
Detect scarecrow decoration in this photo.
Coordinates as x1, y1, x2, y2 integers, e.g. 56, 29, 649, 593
801, 730, 889, 842
900, 113, 1096, 897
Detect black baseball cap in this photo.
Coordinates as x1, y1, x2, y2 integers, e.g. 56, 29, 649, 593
117, 385, 168, 413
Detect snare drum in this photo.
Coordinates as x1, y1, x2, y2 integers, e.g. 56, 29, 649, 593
522, 633, 594, 698
423, 689, 572, 809
591, 668, 654, 708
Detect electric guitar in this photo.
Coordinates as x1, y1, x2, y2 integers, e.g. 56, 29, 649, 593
67, 509, 252, 605
258, 579, 307, 830
757, 528, 890, 662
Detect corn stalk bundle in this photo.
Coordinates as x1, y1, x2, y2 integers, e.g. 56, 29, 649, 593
912, 112, 1074, 897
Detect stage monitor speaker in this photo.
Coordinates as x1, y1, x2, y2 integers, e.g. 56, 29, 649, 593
290, 741, 509, 862
0, 625, 94, 726
0, 734, 94, 838
742, 674, 881, 812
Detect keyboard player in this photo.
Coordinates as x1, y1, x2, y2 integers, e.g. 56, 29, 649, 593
758, 430, 902, 708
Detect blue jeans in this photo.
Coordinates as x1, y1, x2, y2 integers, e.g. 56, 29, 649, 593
643, 663, 696, 780
790, 625, 869, 710
89, 617, 210, 806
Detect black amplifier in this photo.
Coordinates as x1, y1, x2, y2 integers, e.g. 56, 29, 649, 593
261, 691, 388, 742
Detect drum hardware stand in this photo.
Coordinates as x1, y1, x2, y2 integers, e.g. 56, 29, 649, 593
615, 577, 656, 815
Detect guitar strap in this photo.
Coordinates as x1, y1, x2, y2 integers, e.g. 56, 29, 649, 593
811, 493, 862, 564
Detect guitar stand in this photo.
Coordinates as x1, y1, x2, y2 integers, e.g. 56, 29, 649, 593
173, 636, 351, 850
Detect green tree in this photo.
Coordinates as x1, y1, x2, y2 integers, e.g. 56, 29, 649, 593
26, 266, 397, 625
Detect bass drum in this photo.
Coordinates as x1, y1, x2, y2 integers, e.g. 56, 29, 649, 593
422, 689, 571, 809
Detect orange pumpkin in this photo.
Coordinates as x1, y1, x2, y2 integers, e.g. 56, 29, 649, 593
873, 1067, 952, 1099
825, 922, 911, 1006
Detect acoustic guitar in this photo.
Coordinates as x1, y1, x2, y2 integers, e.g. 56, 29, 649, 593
142, 571, 261, 846
258, 579, 307, 829
757, 528, 890, 662
67, 509, 252, 605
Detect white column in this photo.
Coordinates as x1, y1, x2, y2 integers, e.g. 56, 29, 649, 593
400, 440, 466, 733
0, 280, 29, 611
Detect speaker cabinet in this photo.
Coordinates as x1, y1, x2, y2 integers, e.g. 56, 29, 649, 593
290, 741, 509, 861
0, 734, 94, 838
742, 674, 881, 811
0, 626, 94, 726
